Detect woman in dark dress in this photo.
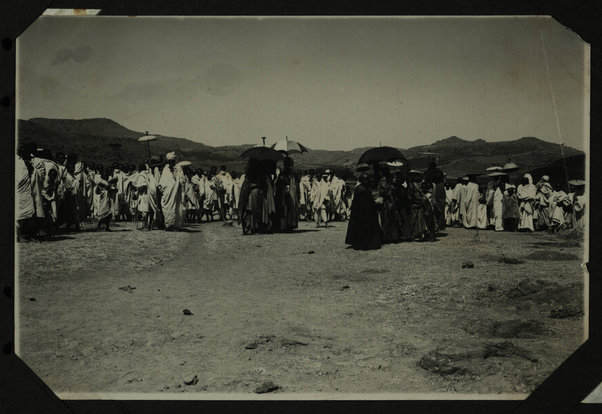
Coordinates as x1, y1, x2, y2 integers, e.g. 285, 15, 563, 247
345, 173, 382, 250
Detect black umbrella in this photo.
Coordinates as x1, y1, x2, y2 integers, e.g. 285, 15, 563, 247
357, 146, 406, 164
240, 146, 284, 162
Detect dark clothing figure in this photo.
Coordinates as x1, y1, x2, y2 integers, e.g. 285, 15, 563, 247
377, 176, 402, 243
401, 183, 430, 241
502, 192, 520, 232
424, 165, 446, 230
345, 183, 382, 250
274, 167, 299, 232
238, 159, 276, 234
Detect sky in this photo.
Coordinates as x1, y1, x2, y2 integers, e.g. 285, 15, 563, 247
16, 16, 588, 150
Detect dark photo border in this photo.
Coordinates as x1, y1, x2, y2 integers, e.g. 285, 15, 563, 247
1, 1, 600, 413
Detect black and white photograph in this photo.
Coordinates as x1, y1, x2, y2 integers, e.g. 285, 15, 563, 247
14, 15, 589, 399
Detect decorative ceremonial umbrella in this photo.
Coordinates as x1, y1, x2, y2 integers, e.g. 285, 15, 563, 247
240, 146, 284, 162
502, 160, 519, 172
487, 171, 508, 177
568, 179, 585, 186
176, 160, 192, 167
357, 146, 406, 165
271, 137, 309, 155
486, 165, 504, 172
138, 132, 158, 159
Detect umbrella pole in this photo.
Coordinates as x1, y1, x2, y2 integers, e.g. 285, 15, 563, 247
147, 142, 151, 160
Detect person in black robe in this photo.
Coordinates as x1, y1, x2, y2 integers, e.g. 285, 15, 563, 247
377, 167, 402, 243
345, 173, 382, 250
400, 172, 430, 242
274, 157, 299, 232
424, 160, 446, 231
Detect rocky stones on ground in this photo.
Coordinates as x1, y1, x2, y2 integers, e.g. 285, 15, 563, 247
524, 250, 579, 261
118, 285, 136, 293
482, 341, 538, 362
419, 350, 471, 375
29, 297, 36, 301
182, 309, 193, 315
307, 250, 315, 254
281, 338, 309, 347
462, 261, 474, 269
183, 375, 198, 385
488, 319, 543, 338
498, 256, 524, 264
341, 285, 350, 290
550, 304, 583, 318
254, 381, 279, 393
245, 342, 257, 349
507, 279, 556, 299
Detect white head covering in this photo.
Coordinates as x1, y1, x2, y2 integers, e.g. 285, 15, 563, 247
542, 175, 550, 181
166, 151, 177, 161
523, 173, 533, 184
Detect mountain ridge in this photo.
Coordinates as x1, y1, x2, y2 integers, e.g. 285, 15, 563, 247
18, 118, 584, 181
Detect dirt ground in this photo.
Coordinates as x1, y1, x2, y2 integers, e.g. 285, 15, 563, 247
16, 219, 585, 396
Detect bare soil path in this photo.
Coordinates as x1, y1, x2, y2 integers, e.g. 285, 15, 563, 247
17, 220, 585, 396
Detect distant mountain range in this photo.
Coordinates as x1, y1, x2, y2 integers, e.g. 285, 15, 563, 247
17, 118, 585, 185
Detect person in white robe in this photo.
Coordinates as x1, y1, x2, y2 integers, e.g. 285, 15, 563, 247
16, 152, 36, 241
158, 152, 182, 230
231, 171, 243, 218
452, 176, 467, 226
462, 175, 480, 229
311, 172, 331, 227
444, 182, 454, 226
492, 182, 504, 231
328, 170, 345, 221
517, 173, 537, 231
299, 171, 312, 221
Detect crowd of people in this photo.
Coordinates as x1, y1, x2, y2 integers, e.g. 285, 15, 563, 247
344, 161, 587, 250
15, 144, 353, 240
16, 143, 586, 248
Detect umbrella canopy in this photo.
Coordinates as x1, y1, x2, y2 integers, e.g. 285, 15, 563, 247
177, 161, 192, 167
355, 163, 371, 172
357, 146, 406, 164
271, 138, 309, 155
386, 160, 405, 168
568, 179, 586, 186
486, 165, 503, 172
502, 161, 519, 172
487, 171, 508, 177
138, 135, 157, 142
240, 146, 284, 161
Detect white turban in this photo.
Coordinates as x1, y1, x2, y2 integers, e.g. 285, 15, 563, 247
166, 151, 177, 161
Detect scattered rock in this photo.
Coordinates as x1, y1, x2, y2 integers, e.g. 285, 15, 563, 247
488, 319, 543, 338
308, 250, 315, 254
281, 339, 309, 347
183, 309, 193, 315
524, 250, 579, 261
419, 351, 470, 375
482, 341, 538, 362
183, 375, 198, 385
29, 297, 36, 301
341, 285, 350, 290
550, 305, 583, 319
118, 285, 136, 293
127, 378, 143, 383
462, 261, 474, 269
507, 279, 559, 299
498, 256, 524, 264
254, 381, 279, 393
245, 342, 257, 350
487, 285, 495, 292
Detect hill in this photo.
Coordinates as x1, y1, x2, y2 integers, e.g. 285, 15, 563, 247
17, 118, 584, 182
